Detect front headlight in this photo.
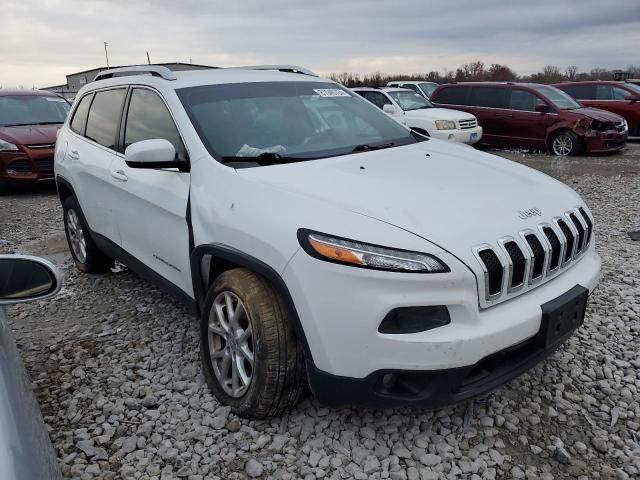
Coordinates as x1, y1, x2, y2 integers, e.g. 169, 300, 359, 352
435, 120, 456, 130
0, 139, 19, 151
298, 230, 449, 273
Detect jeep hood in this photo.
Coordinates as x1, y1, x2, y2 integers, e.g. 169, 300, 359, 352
238, 140, 584, 265
0, 124, 60, 145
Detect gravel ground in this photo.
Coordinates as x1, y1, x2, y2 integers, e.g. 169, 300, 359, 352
1, 144, 639, 480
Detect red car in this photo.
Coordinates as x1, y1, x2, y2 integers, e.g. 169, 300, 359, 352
555, 81, 640, 136
431, 82, 628, 156
0, 90, 70, 193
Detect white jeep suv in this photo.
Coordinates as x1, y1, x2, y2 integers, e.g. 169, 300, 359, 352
55, 65, 600, 418
352, 87, 483, 145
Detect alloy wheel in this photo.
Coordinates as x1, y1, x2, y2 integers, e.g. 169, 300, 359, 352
552, 134, 573, 156
207, 291, 255, 398
66, 209, 87, 263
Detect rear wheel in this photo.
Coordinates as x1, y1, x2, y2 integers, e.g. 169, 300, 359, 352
201, 268, 306, 418
549, 130, 581, 156
63, 197, 113, 273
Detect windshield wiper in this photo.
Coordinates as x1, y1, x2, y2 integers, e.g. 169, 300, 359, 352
351, 142, 395, 153
221, 152, 310, 165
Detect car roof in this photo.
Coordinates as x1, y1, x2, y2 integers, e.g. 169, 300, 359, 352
82, 69, 329, 94
0, 89, 59, 97
352, 87, 411, 93
388, 81, 437, 84
554, 80, 633, 86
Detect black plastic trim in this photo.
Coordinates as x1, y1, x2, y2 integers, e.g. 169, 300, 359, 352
55, 175, 76, 205
296, 228, 450, 274
190, 244, 314, 362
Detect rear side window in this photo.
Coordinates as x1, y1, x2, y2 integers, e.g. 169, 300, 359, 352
432, 86, 470, 105
85, 88, 127, 149
358, 91, 391, 110
597, 85, 631, 100
70, 94, 92, 134
124, 88, 186, 160
508, 89, 541, 112
560, 84, 596, 100
403, 84, 421, 94
469, 87, 507, 109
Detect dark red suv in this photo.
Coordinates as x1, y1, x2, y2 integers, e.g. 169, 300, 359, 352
431, 82, 628, 156
554, 81, 640, 136
0, 90, 70, 193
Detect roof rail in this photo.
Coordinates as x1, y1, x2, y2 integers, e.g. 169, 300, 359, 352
94, 65, 177, 82
228, 65, 318, 77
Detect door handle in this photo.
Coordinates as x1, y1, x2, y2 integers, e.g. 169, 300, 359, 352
68, 150, 79, 160
110, 169, 128, 182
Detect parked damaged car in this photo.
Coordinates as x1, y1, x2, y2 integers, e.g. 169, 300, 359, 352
431, 82, 628, 156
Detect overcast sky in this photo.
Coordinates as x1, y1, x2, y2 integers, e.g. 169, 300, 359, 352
2, 0, 639, 88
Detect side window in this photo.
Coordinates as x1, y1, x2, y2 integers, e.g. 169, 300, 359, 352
403, 84, 420, 94
508, 89, 541, 112
562, 85, 596, 100
432, 86, 470, 105
125, 88, 186, 160
612, 87, 630, 100
596, 85, 614, 100
469, 87, 507, 109
369, 92, 392, 110
85, 89, 127, 149
70, 94, 92, 135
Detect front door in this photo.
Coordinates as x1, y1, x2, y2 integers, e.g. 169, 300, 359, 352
504, 89, 550, 148
110, 87, 193, 296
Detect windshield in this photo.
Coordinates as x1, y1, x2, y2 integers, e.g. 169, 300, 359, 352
530, 85, 581, 110
387, 91, 433, 111
0, 95, 70, 126
420, 83, 438, 97
177, 81, 417, 162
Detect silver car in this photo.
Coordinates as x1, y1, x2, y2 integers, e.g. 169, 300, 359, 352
0, 254, 63, 479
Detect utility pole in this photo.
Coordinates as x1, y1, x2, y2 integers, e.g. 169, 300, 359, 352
104, 42, 110, 67
146, 51, 151, 65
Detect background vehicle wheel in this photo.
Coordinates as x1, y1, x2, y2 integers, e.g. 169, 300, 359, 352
63, 197, 113, 273
201, 268, 306, 418
549, 130, 581, 156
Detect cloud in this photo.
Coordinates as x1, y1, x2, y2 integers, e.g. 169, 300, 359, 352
1, 0, 639, 87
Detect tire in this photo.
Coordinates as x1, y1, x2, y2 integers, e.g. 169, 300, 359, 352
549, 130, 582, 156
63, 196, 113, 273
201, 268, 306, 418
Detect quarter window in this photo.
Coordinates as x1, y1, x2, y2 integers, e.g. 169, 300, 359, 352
595, 85, 628, 101
612, 86, 630, 100
70, 94, 92, 135
85, 89, 127, 149
125, 89, 186, 160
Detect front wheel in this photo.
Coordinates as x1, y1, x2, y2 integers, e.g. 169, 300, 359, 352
549, 130, 581, 156
200, 269, 306, 418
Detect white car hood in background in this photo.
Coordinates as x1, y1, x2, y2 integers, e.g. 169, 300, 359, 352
239, 141, 583, 266
404, 107, 474, 122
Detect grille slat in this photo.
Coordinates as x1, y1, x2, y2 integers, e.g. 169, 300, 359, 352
543, 227, 561, 271
458, 119, 477, 129
35, 158, 54, 175
578, 208, 593, 247
557, 220, 575, 263
478, 249, 503, 297
525, 234, 545, 280
504, 241, 526, 288
569, 213, 586, 254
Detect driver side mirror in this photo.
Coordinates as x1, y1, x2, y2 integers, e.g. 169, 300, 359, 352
383, 104, 399, 115
535, 103, 550, 113
0, 255, 62, 305
625, 95, 640, 103
125, 139, 188, 171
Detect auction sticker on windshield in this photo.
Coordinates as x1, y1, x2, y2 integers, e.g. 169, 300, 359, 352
314, 89, 351, 98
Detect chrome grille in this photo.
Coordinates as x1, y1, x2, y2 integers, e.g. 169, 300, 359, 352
458, 118, 477, 129
473, 206, 593, 304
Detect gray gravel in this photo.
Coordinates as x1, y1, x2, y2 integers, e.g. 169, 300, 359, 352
1, 144, 639, 479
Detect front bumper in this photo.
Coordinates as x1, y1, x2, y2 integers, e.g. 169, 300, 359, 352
310, 286, 588, 408
0, 146, 55, 185
583, 129, 627, 154
430, 126, 483, 145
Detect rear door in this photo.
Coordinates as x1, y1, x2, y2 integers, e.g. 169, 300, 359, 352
65, 88, 127, 243
467, 86, 509, 144
593, 84, 635, 121
110, 87, 193, 296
